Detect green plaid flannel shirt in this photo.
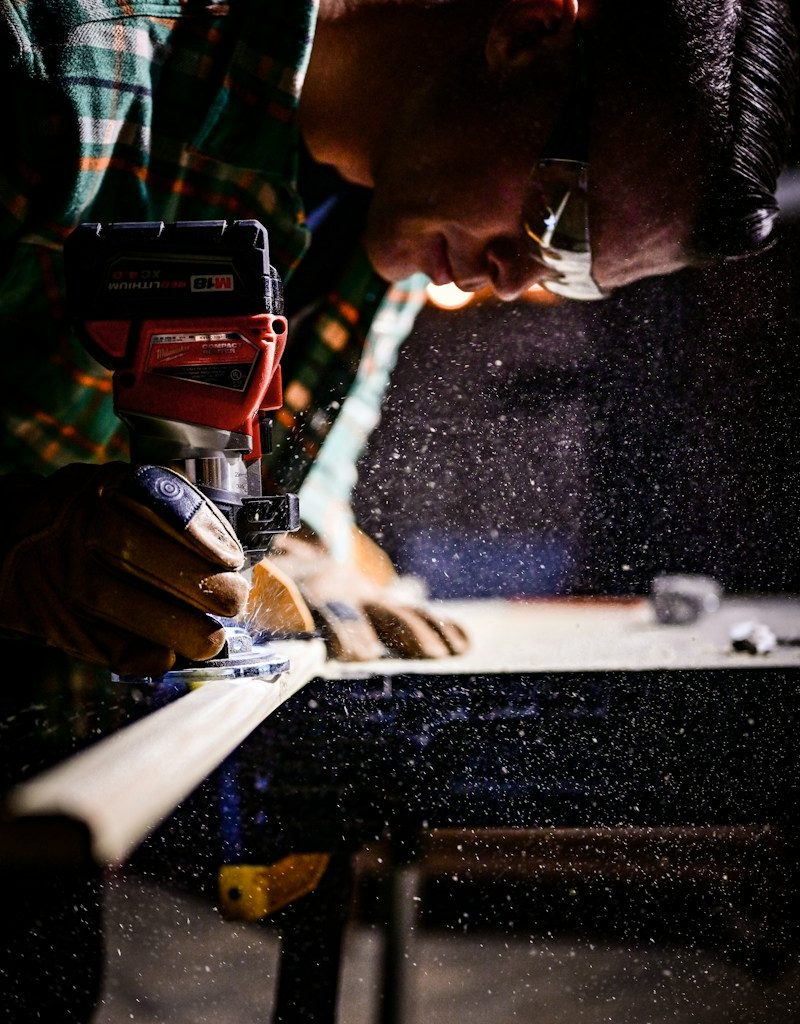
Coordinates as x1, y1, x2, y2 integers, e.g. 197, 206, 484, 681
1, 0, 426, 555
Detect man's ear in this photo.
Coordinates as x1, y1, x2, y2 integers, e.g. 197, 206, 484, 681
485, 0, 578, 78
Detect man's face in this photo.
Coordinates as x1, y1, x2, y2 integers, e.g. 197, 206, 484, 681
360, 3, 713, 301
362, 65, 570, 301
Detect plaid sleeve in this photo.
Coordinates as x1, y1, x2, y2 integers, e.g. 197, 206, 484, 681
0, 0, 316, 474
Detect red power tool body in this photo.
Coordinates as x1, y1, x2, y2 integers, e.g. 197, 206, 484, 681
64, 219, 299, 561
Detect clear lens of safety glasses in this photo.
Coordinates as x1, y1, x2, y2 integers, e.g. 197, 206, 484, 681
524, 159, 607, 302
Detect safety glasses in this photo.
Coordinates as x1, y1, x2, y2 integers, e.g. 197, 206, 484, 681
522, 28, 607, 302
523, 158, 606, 301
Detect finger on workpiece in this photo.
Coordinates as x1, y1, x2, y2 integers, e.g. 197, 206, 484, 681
301, 585, 385, 663
361, 601, 452, 659
411, 607, 471, 655
70, 572, 231, 663
247, 558, 316, 635
90, 513, 249, 617
105, 465, 245, 570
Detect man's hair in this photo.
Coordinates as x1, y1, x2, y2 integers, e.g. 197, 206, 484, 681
697, 0, 799, 259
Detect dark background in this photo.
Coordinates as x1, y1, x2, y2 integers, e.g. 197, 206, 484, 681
353, 202, 800, 601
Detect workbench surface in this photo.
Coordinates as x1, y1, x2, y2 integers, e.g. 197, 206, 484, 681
324, 595, 800, 678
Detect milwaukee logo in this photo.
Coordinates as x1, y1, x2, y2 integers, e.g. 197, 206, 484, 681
154, 345, 191, 364
191, 274, 234, 292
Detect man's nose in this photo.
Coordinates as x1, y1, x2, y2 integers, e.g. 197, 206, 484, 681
485, 240, 555, 301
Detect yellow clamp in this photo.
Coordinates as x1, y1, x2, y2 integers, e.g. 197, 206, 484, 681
219, 853, 331, 921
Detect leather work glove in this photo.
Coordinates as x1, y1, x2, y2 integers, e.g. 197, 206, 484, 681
0, 463, 249, 676
247, 526, 470, 662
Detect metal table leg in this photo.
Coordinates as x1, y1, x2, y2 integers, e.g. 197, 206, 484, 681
271, 851, 354, 1024
378, 858, 422, 1024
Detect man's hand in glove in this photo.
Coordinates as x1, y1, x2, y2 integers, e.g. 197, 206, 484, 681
246, 526, 470, 662
0, 463, 249, 676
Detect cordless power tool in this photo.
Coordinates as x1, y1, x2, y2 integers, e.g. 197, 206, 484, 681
64, 219, 299, 682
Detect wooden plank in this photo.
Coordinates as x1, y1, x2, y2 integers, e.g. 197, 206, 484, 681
6, 638, 327, 866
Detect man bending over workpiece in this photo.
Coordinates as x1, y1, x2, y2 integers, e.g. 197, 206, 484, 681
0, 0, 796, 676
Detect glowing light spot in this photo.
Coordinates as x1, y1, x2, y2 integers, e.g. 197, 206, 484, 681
426, 281, 474, 310
524, 283, 562, 304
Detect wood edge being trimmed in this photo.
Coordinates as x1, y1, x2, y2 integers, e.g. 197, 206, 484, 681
4, 638, 327, 868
